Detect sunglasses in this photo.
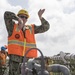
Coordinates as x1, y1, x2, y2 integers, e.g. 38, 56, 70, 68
19, 15, 28, 19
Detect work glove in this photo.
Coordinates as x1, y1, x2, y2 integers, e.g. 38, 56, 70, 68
38, 9, 45, 20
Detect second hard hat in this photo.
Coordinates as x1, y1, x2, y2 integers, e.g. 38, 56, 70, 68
1, 46, 7, 50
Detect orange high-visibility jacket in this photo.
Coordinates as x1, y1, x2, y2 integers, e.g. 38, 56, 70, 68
0, 51, 7, 66
8, 24, 37, 58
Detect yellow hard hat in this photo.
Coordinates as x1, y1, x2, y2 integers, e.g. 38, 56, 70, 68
17, 9, 29, 18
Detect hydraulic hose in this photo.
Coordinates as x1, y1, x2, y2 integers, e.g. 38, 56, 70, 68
21, 48, 45, 75
47, 64, 71, 75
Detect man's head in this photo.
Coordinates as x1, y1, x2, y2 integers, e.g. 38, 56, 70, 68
17, 9, 29, 25
17, 9, 29, 18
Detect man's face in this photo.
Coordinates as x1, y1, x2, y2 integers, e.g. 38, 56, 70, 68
18, 14, 28, 25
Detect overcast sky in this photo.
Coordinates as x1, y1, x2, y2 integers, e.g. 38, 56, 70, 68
0, 0, 75, 56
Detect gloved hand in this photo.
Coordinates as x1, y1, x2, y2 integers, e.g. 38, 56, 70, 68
16, 16, 23, 30
38, 9, 45, 20
17, 16, 23, 24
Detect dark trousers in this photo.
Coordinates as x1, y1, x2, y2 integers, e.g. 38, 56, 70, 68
9, 55, 23, 75
9, 60, 21, 75
0, 67, 3, 75
0, 66, 6, 75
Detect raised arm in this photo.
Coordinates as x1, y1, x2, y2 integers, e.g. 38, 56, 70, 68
4, 11, 19, 37
34, 9, 50, 34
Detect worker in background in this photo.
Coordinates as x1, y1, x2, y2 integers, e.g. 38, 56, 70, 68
4, 9, 50, 75
0, 46, 7, 75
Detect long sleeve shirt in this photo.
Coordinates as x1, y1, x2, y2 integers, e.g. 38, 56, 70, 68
4, 11, 50, 37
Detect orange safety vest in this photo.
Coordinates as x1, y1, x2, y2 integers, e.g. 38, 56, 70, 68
0, 51, 7, 66
8, 24, 37, 58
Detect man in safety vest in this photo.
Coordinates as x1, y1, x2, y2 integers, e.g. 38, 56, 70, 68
4, 9, 50, 75
0, 46, 7, 75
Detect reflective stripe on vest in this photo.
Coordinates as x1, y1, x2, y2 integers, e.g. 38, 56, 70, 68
8, 40, 36, 48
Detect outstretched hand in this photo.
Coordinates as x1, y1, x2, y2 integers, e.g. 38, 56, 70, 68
38, 9, 45, 19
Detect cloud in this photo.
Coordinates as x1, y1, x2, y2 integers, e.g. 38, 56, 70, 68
0, 0, 75, 56
0, 0, 22, 47
27, 0, 75, 56
60, 0, 75, 13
